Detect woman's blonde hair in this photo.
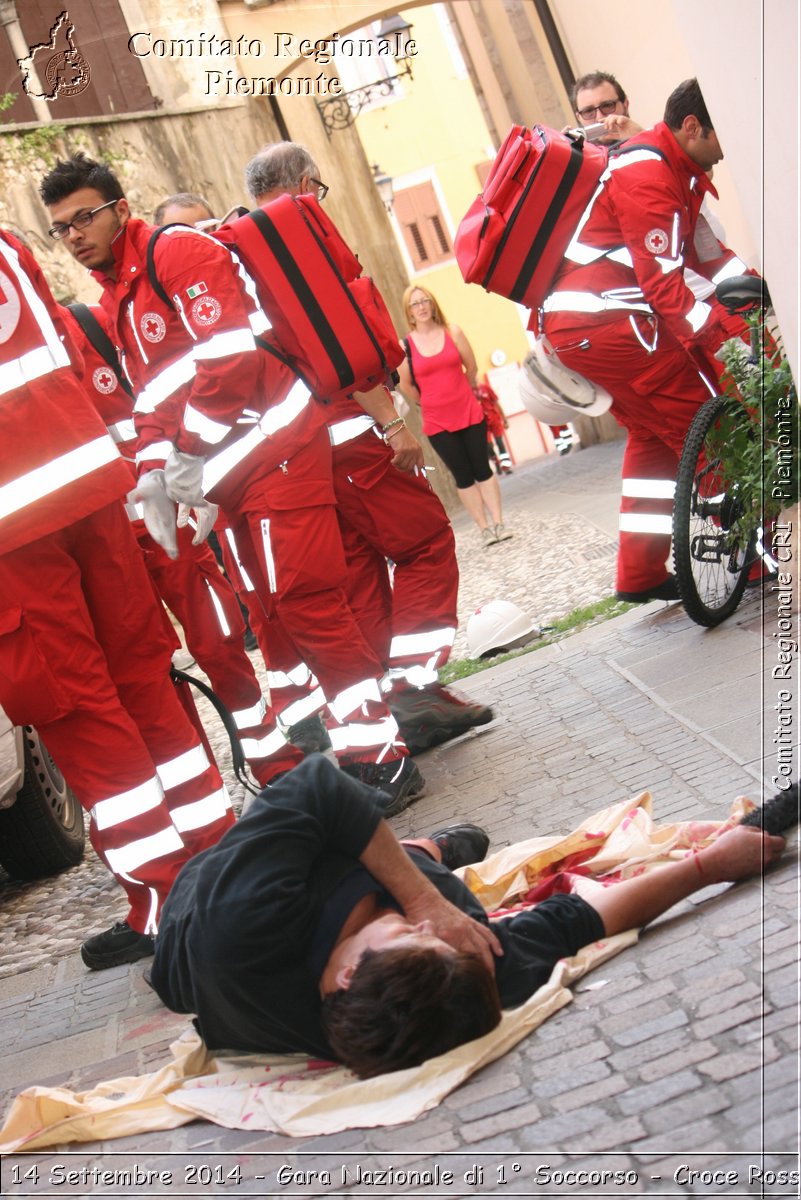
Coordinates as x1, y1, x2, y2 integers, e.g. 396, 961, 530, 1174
402, 283, 447, 329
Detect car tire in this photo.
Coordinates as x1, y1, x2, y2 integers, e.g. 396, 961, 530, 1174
0, 727, 85, 880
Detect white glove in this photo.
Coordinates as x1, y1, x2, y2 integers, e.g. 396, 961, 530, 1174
164, 449, 206, 505
128, 471, 178, 560
177, 501, 219, 546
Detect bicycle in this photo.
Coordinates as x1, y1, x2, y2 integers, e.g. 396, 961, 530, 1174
672, 276, 796, 627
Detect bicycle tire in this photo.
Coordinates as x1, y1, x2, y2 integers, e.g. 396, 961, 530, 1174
673, 394, 755, 627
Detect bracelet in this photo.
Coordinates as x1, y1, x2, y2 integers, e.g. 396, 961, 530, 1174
384, 419, 406, 442
381, 416, 405, 434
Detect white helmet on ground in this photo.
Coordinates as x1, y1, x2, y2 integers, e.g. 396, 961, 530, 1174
519, 336, 612, 424
466, 600, 540, 660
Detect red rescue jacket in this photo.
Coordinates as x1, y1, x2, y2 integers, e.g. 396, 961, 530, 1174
0, 230, 131, 555
96, 219, 326, 507
543, 122, 749, 375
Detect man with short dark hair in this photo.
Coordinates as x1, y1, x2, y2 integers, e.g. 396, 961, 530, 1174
149, 754, 785, 1079
570, 70, 641, 145
543, 78, 752, 604
40, 152, 424, 812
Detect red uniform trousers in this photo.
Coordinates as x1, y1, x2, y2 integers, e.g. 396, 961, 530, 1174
330, 426, 459, 689
216, 428, 403, 765
0, 502, 234, 933
544, 313, 715, 593
137, 521, 300, 785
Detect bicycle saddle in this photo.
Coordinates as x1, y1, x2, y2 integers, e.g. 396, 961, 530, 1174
715, 274, 770, 312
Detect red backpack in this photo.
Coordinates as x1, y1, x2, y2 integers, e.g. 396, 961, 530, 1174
454, 125, 608, 312
148, 195, 404, 400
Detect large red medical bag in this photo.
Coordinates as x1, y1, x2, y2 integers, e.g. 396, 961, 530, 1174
455, 125, 608, 311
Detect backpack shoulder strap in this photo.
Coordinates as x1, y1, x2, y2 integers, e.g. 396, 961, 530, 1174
67, 302, 133, 398
402, 336, 420, 393
146, 225, 181, 308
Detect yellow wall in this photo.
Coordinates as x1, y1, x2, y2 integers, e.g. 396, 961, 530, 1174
354, 5, 532, 384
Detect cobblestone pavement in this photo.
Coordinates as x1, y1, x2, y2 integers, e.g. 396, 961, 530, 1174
1, 439, 798, 1191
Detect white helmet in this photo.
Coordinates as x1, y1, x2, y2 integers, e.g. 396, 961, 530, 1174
466, 600, 540, 659
519, 336, 612, 424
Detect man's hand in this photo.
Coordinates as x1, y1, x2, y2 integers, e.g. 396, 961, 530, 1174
128, 471, 178, 559
386, 423, 424, 473
601, 114, 641, 141
177, 501, 219, 545
164, 449, 206, 505
696, 824, 786, 883
404, 891, 502, 971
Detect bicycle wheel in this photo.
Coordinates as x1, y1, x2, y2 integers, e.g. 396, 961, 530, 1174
673, 395, 756, 626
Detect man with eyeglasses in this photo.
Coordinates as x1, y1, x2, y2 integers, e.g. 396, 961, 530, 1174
40, 152, 425, 813
543, 78, 752, 604
242, 142, 493, 757
570, 70, 641, 146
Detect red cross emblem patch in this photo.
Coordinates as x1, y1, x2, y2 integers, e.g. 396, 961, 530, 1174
92, 366, 117, 394
191, 295, 222, 326
141, 312, 166, 343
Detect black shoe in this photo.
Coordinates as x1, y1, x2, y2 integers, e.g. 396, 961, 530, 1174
341, 756, 425, 817
616, 577, 681, 603
740, 782, 799, 835
243, 627, 258, 652
287, 714, 332, 755
389, 683, 494, 755
81, 921, 155, 971
428, 823, 490, 870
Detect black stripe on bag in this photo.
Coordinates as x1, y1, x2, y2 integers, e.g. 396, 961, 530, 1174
248, 207, 355, 391
490, 136, 586, 303
68, 302, 134, 398
170, 667, 261, 796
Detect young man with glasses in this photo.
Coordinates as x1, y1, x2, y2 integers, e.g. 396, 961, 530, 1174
570, 70, 641, 146
240, 141, 494, 757
543, 78, 752, 604
40, 152, 425, 813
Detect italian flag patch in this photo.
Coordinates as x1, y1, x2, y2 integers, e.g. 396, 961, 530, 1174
186, 282, 208, 299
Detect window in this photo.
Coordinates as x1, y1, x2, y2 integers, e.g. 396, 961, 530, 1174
393, 182, 453, 270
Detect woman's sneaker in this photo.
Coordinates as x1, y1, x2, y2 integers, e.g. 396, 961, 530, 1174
494, 524, 514, 541
341, 756, 425, 817
482, 526, 499, 548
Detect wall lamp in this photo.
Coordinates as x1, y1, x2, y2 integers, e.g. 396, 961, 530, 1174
316, 15, 414, 134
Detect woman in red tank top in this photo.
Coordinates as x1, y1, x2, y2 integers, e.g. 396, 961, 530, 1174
397, 285, 513, 548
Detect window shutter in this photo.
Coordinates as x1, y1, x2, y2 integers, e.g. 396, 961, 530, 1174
394, 182, 453, 270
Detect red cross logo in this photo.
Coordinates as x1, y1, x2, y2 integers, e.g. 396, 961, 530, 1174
140, 312, 166, 343
92, 365, 117, 394
191, 295, 222, 326
196, 300, 215, 322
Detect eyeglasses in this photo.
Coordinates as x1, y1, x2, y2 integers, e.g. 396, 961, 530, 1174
576, 99, 621, 121
409, 299, 432, 309
310, 178, 329, 202
48, 199, 119, 240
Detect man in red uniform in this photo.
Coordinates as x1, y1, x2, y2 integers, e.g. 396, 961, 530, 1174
41, 153, 423, 812
0, 228, 234, 969
241, 142, 494, 754
543, 78, 751, 601
62, 302, 302, 788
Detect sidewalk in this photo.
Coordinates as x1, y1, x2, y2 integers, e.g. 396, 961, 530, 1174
0, 442, 797, 1192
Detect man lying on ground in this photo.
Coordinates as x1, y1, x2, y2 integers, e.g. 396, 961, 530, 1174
150, 755, 786, 1078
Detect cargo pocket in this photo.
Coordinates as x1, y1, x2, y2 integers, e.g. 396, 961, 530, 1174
0, 607, 69, 726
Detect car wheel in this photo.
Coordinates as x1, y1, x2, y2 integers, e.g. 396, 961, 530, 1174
0, 727, 85, 880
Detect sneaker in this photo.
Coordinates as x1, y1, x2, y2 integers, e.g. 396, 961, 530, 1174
482, 526, 499, 548
341, 756, 425, 817
494, 523, 514, 541
616, 576, 681, 603
427, 823, 490, 870
287, 714, 332, 755
389, 682, 494, 755
81, 921, 155, 971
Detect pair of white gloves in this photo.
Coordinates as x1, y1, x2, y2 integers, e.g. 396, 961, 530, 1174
129, 450, 216, 560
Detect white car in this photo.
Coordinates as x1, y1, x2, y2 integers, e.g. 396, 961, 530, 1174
0, 708, 84, 879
